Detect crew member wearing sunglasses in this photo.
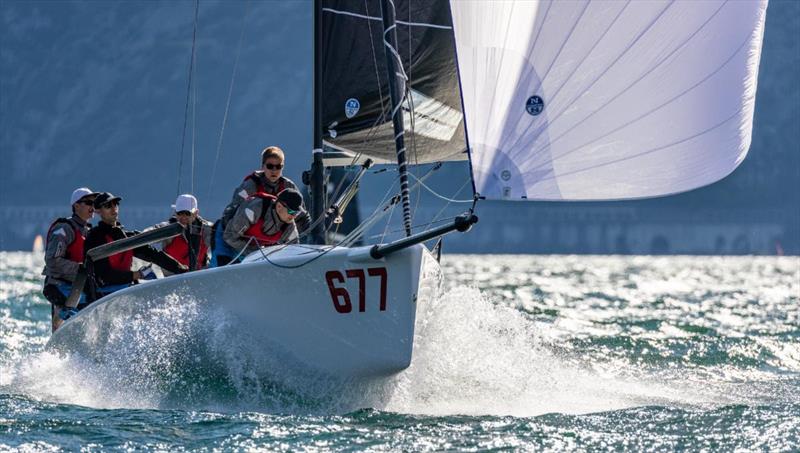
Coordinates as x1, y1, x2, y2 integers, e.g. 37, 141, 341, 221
41, 187, 99, 330
147, 194, 213, 274
211, 145, 308, 266
83, 192, 189, 302
222, 188, 303, 260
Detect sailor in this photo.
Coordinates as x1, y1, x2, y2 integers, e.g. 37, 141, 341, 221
222, 188, 302, 259
150, 194, 213, 274
84, 192, 188, 301
41, 187, 99, 330
211, 146, 308, 266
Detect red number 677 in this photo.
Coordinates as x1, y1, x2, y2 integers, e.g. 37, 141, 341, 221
325, 267, 387, 314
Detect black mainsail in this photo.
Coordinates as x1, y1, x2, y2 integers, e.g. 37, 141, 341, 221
319, 0, 467, 164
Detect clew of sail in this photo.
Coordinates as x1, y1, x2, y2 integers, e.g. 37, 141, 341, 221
450, 0, 768, 201
321, 0, 467, 165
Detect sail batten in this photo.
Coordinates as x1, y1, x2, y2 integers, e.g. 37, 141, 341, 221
451, 0, 768, 201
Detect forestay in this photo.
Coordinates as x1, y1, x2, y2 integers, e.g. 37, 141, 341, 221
451, 0, 768, 201
321, 0, 467, 164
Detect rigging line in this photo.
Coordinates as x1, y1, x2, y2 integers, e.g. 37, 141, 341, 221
364, 0, 386, 126
207, 0, 251, 201
321, 7, 452, 29
407, 172, 473, 203
176, 0, 199, 196
427, 177, 472, 231
368, 216, 455, 239
191, 46, 197, 195
342, 161, 442, 246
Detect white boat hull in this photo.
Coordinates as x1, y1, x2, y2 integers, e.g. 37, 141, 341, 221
48, 243, 442, 379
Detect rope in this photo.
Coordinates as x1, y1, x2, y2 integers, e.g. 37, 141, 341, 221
207, 0, 250, 201
176, 0, 199, 196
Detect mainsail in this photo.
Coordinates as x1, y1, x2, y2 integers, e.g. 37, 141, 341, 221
450, 0, 768, 201
320, 0, 467, 164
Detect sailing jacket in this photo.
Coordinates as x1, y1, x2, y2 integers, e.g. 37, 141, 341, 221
84, 221, 186, 286
220, 173, 309, 233
223, 194, 299, 255
42, 214, 91, 285
150, 216, 213, 273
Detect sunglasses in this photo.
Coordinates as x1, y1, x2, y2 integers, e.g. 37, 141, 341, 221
280, 203, 298, 216
99, 201, 119, 209
264, 163, 283, 170
78, 199, 96, 206
176, 210, 193, 216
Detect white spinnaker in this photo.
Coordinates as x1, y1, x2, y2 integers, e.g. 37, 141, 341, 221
451, 0, 768, 201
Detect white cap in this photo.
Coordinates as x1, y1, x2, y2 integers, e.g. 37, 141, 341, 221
70, 187, 98, 205
174, 194, 198, 213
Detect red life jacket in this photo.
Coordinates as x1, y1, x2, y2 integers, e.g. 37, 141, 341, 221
105, 234, 133, 272
163, 226, 208, 270
45, 218, 85, 263
244, 172, 285, 196
243, 193, 288, 246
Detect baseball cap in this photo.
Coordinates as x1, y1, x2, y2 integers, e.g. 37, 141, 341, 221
70, 187, 99, 205
93, 192, 123, 209
276, 188, 303, 212
174, 194, 198, 213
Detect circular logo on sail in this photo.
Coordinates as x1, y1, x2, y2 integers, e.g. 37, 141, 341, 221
526, 95, 544, 116
501, 170, 512, 181
345, 98, 360, 119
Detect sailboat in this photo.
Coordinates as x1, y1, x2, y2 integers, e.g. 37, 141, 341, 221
49, 0, 768, 380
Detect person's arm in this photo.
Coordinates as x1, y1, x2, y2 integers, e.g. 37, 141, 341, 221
280, 223, 300, 245
44, 223, 80, 282
201, 221, 213, 267
282, 178, 310, 234
140, 221, 171, 251
85, 230, 135, 285
132, 245, 187, 275
223, 200, 260, 253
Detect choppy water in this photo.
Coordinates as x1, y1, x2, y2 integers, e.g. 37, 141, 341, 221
1, 252, 798, 451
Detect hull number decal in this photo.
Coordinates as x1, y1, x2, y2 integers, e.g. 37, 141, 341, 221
325, 267, 388, 313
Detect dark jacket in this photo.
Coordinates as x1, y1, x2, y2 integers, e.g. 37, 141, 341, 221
221, 173, 309, 233
84, 220, 186, 286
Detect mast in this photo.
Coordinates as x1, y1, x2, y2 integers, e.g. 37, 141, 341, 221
309, 0, 326, 244
379, 0, 412, 237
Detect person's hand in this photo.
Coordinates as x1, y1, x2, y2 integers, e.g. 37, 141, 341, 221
176, 264, 190, 274
132, 270, 142, 281
58, 307, 78, 321
138, 265, 157, 280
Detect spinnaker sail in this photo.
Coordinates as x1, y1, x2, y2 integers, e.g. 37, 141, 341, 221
451, 0, 768, 201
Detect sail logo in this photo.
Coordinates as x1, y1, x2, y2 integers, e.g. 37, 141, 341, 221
345, 98, 360, 119
526, 95, 544, 116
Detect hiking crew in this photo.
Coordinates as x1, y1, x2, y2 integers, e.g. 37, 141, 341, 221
84, 192, 188, 301
151, 194, 213, 274
222, 188, 303, 258
211, 146, 308, 266
41, 187, 98, 331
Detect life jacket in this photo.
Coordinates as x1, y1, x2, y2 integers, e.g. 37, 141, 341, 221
243, 193, 289, 246
163, 222, 209, 270
105, 234, 133, 272
45, 218, 85, 263
244, 172, 285, 196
